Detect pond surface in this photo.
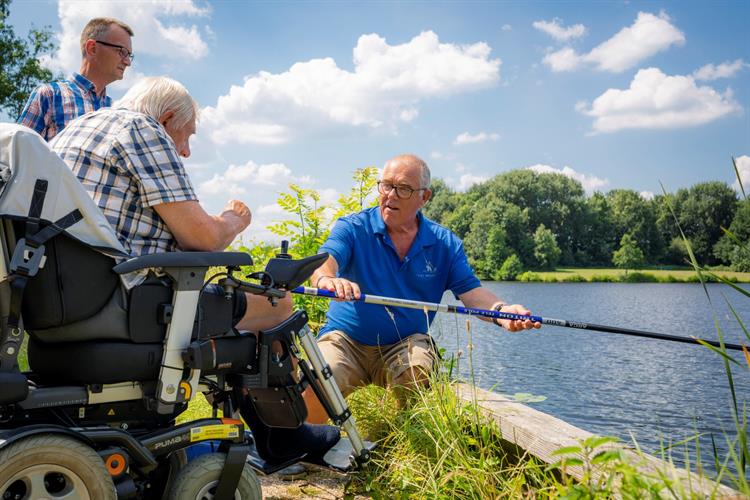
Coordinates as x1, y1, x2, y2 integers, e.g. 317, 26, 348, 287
432, 282, 750, 478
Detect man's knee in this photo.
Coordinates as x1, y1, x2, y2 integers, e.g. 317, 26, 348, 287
391, 364, 431, 389
384, 334, 437, 390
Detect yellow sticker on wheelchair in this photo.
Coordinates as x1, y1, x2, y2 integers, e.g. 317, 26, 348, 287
190, 424, 239, 442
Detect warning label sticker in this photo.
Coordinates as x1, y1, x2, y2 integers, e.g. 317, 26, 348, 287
190, 424, 239, 442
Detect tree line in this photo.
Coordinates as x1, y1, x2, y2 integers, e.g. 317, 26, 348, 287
422, 169, 749, 279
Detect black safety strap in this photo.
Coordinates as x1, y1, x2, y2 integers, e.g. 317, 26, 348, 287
1, 179, 82, 371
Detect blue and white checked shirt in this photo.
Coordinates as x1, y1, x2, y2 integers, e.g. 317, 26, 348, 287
18, 73, 112, 142
51, 108, 197, 258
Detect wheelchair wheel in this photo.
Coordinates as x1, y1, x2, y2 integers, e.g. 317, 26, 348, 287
0, 434, 116, 500
167, 453, 262, 500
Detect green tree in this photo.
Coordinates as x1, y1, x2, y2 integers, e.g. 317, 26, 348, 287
0, 0, 56, 119
532, 224, 561, 270
612, 233, 645, 273
607, 189, 663, 263
460, 196, 532, 277
495, 254, 523, 281
672, 181, 737, 265
260, 167, 379, 328
665, 236, 690, 265
579, 192, 616, 265
422, 178, 456, 224
714, 199, 750, 271
480, 170, 587, 264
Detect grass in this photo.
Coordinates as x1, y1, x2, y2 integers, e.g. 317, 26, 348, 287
514, 267, 750, 283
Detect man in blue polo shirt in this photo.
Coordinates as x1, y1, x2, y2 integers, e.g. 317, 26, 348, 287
18, 17, 133, 141
305, 154, 540, 423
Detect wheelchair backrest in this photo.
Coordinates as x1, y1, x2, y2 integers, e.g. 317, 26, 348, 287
0, 124, 130, 345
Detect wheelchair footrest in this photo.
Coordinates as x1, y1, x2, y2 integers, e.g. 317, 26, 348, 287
320, 436, 377, 472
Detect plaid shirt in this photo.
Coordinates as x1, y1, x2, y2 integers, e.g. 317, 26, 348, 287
51, 108, 197, 258
18, 73, 112, 142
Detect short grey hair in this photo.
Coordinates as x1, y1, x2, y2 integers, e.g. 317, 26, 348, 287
115, 77, 199, 130
80, 18, 133, 56
385, 154, 431, 188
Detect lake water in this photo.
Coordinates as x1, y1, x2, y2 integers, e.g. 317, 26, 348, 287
431, 282, 750, 478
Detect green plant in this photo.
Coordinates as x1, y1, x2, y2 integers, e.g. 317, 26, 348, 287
242, 167, 379, 328
518, 271, 540, 282
561, 274, 587, 282
549, 436, 671, 498
660, 172, 749, 495
612, 233, 645, 274
495, 253, 523, 281
619, 271, 658, 283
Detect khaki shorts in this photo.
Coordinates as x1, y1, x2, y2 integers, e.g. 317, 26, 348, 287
316, 331, 438, 397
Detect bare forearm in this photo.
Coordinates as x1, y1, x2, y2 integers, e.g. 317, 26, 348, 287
459, 287, 505, 312
311, 256, 339, 288
459, 286, 540, 332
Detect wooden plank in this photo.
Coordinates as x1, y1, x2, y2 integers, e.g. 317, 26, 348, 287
455, 383, 742, 498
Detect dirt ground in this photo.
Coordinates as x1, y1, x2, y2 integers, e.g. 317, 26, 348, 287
259, 463, 368, 499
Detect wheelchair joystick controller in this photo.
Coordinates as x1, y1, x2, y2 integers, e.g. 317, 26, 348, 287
276, 240, 292, 259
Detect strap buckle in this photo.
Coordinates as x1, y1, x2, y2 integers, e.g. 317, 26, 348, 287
9, 238, 46, 277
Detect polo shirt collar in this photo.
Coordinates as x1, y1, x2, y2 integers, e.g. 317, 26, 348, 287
370, 208, 438, 249
72, 72, 107, 99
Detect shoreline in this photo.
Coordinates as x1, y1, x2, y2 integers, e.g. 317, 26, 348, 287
494, 267, 750, 283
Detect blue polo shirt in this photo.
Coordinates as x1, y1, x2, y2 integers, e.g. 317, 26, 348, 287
318, 207, 480, 346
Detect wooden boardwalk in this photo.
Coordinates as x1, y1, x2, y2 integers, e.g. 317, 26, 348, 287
455, 383, 742, 498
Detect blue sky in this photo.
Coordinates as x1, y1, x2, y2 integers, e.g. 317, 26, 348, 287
5, 0, 750, 243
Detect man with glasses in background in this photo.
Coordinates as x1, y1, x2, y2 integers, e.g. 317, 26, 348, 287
18, 17, 133, 141
305, 154, 540, 423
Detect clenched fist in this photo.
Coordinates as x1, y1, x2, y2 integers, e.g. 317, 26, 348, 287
222, 199, 252, 230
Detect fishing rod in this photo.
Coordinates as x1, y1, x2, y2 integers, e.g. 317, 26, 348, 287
291, 286, 745, 352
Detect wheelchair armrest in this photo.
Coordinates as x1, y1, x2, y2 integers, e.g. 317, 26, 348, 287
112, 251, 253, 275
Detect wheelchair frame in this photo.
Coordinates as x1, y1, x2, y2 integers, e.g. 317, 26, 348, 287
0, 230, 371, 499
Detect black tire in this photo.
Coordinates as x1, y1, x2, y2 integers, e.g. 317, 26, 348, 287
167, 452, 262, 500
0, 434, 116, 500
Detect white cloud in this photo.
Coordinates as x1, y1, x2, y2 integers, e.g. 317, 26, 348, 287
734, 155, 750, 194
501, 24, 513, 32
237, 186, 345, 245
399, 107, 419, 122
543, 11, 685, 73
454, 131, 500, 145
543, 47, 582, 72
238, 203, 287, 245
693, 59, 748, 81
456, 173, 487, 191
43, 0, 211, 75
533, 18, 586, 42
445, 164, 487, 191
577, 67, 742, 133
202, 31, 501, 145
107, 69, 147, 95
430, 151, 444, 159
526, 164, 608, 194
639, 191, 655, 200
197, 161, 312, 199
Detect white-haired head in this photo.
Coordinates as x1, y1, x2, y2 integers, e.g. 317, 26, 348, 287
115, 76, 199, 130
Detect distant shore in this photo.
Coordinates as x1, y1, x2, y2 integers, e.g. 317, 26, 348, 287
503, 267, 750, 283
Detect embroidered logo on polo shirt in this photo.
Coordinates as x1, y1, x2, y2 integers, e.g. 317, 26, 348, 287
416, 256, 437, 278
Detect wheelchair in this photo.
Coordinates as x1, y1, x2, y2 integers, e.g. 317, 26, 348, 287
0, 123, 372, 499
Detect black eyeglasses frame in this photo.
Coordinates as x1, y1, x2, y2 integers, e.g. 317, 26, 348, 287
95, 40, 134, 62
377, 181, 427, 200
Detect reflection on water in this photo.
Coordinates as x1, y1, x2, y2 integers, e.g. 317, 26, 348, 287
431, 282, 750, 477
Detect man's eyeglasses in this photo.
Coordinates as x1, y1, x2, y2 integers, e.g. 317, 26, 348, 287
377, 181, 426, 200
95, 40, 134, 62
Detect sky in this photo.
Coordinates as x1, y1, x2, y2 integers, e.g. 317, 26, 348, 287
5, 0, 750, 243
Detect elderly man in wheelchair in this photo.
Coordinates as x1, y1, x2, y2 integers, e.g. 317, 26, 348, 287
0, 77, 372, 499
